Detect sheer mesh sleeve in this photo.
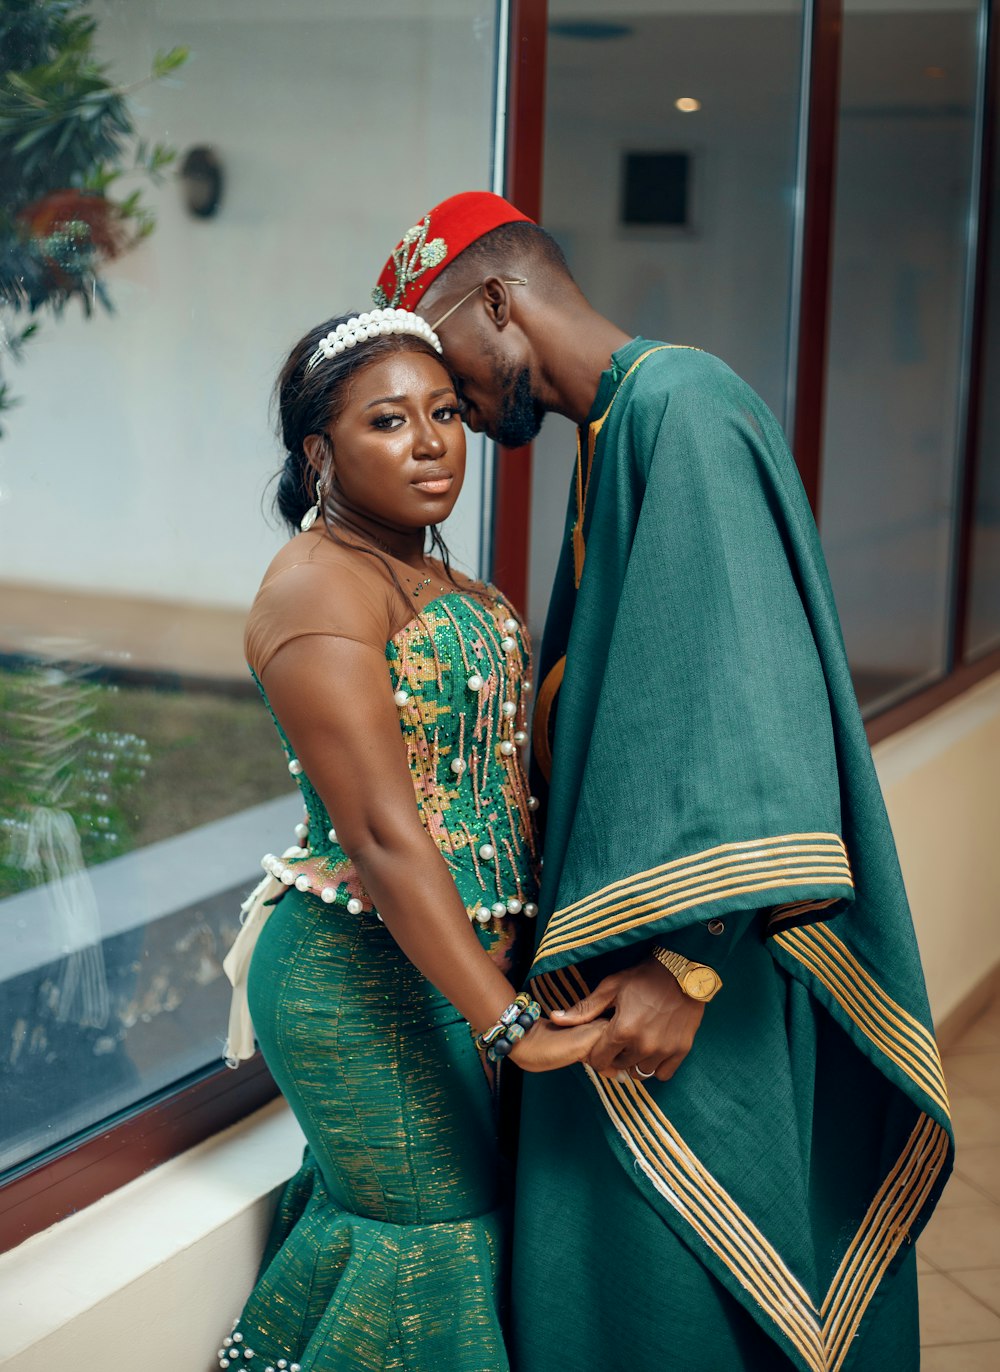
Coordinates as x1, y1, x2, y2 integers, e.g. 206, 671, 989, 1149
244, 540, 394, 677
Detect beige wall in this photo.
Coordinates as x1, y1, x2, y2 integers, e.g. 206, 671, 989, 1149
874, 671, 1000, 1023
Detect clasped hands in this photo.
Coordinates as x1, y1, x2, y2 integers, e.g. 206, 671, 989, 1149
508, 956, 705, 1081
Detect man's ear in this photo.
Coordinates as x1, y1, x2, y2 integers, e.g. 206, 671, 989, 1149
481, 276, 513, 330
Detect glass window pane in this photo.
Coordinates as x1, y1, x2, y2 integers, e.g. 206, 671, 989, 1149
529, 0, 806, 641
966, 79, 1000, 659
819, 2, 981, 712
0, 0, 499, 1175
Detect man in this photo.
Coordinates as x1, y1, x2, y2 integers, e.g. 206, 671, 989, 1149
372, 192, 952, 1371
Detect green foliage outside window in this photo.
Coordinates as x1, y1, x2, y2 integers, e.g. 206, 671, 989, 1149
0, 662, 149, 899
0, 0, 187, 431
0, 664, 288, 901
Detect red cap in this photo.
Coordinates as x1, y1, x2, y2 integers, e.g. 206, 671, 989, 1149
372, 191, 534, 312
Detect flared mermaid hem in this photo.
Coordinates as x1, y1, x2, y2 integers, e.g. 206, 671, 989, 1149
216, 1150, 510, 1372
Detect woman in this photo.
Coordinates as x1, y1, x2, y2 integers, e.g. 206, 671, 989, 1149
216, 309, 600, 1372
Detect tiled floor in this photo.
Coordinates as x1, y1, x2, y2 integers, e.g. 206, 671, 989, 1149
919, 1000, 1000, 1370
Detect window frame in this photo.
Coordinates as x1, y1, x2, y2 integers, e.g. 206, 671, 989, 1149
489, 0, 548, 610
0, 0, 540, 1257
806, 0, 1000, 738
490, 0, 1000, 740
951, 1, 1000, 684
0, 1056, 277, 1252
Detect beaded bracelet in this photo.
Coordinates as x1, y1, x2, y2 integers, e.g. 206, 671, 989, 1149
488, 1000, 541, 1062
472, 993, 532, 1049
473, 995, 542, 1062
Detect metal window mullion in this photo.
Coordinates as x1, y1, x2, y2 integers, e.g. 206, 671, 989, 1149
783, 0, 817, 443
948, 0, 996, 669
789, 0, 845, 524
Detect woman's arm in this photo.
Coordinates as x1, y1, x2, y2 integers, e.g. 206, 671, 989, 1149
262, 634, 599, 1071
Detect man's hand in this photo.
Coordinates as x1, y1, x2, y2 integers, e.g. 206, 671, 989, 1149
551, 956, 705, 1081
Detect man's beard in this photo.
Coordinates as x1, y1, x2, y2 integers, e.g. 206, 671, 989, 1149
491, 363, 546, 448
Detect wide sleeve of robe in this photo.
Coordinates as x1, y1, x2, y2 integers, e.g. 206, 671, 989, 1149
530, 349, 856, 979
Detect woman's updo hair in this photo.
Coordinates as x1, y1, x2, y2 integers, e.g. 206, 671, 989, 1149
273, 312, 446, 534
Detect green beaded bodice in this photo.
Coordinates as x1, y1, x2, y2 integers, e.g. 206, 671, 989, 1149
253, 589, 540, 968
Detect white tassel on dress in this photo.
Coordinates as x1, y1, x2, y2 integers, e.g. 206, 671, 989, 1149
222, 847, 299, 1065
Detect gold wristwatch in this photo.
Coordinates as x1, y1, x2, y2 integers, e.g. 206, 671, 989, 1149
652, 946, 722, 1002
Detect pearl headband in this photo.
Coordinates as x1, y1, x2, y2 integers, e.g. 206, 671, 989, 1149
305, 307, 443, 372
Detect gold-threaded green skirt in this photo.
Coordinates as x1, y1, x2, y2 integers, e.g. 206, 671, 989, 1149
215, 889, 510, 1372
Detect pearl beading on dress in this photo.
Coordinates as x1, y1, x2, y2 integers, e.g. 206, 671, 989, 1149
258, 841, 538, 922
259, 849, 372, 917
218, 1322, 300, 1371
305, 308, 442, 372
255, 594, 539, 932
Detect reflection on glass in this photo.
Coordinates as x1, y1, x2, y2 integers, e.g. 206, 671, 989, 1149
966, 82, 1000, 659
819, 3, 981, 712
0, 644, 295, 1172
529, 0, 805, 641
0, 0, 499, 1175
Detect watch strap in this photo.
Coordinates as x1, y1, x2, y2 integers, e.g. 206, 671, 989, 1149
652, 946, 696, 981
651, 945, 722, 999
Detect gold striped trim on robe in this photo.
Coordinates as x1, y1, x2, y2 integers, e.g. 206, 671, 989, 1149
533, 833, 853, 966
773, 923, 949, 1116
532, 963, 949, 1372
821, 1113, 949, 1371
767, 897, 843, 935
573, 345, 671, 585
531, 653, 565, 785
573, 344, 701, 585
532, 965, 827, 1371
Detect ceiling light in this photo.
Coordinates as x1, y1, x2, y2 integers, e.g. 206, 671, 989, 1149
675, 97, 701, 114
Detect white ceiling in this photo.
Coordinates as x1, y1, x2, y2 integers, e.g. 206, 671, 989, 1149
546, 6, 980, 119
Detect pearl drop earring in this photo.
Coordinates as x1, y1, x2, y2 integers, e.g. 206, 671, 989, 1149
300, 476, 324, 532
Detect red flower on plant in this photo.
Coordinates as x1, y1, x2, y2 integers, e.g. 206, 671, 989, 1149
18, 189, 128, 264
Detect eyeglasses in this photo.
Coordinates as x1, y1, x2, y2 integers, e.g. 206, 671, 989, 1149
429, 277, 527, 332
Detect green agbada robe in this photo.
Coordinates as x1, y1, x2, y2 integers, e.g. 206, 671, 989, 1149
511, 339, 953, 1372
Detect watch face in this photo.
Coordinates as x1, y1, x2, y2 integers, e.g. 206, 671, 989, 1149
684, 966, 720, 1000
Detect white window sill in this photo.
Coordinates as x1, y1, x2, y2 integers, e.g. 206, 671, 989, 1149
0, 1099, 304, 1370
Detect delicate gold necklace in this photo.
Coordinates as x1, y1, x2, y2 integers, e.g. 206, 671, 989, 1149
330, 518, 397, 557
328, 515, 427, 566
326, 516, 451, 597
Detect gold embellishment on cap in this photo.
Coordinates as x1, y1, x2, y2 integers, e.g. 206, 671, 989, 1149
374, 215, 448, 308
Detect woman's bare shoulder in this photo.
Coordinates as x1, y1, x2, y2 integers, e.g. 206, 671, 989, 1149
246, 533, 395, 674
